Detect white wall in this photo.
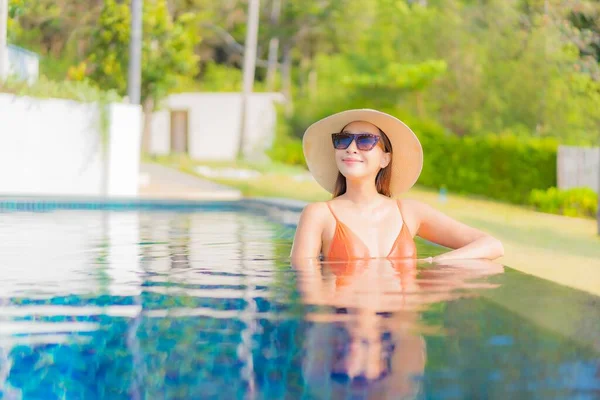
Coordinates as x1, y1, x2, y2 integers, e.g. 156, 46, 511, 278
107, 103, 143, 197
0, 94, 142, 198
149, 92, 285, 160
557, 145, 600, 194
150, 109, 170, 155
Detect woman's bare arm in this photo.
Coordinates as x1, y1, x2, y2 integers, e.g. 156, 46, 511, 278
404, 199, 504, 262
290, 202, 327, 266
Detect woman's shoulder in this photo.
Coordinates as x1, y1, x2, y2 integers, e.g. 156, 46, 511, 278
296, 201, 332, 233
396, 197, 435, 218
299, 201, 331, 218
398, 197, 453, 226
398, 197, 429, 209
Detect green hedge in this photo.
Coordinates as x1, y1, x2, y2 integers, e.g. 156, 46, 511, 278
412, 119, 558, 204
528, 187, 598, 218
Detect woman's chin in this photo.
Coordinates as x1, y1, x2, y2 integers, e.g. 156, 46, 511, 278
340, 172, 372, 182
338, 164, 366, 176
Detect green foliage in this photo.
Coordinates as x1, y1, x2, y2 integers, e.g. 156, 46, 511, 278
8, 0, 600, 144
7, 0, 600, 150
267, 0, 599, 212
8, 0, 26, 18
272, 0, 600, 146
197, 61, 243, 92
86, 0, 201, 105
0, 75, 121, 103
343, 60, 447, 91
266, 107, 305, 166
415, 122, 559, 204
528, 187, 598, 218
87, 0, 130, 95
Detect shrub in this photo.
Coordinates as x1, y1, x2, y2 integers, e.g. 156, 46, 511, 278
267, 106, 306, 166
0, 75, 122, 103
266, 135, 305, 166
414, 122, 558, 204
528, 187, 598, 218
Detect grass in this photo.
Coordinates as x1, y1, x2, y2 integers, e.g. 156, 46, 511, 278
147, 154, 600, 296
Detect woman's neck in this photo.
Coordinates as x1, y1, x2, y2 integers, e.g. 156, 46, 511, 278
343, 179, 383, 206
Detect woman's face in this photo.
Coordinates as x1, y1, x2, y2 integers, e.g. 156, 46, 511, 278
334, 121, 391, 182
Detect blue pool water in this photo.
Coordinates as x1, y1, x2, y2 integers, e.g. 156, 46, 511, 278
0, 201, 598, 399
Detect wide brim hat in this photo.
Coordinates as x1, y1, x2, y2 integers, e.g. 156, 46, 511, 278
302, 109, 423, 197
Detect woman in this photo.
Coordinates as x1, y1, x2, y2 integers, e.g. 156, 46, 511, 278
290, 109, 504, 264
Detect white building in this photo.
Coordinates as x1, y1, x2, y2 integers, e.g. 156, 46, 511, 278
6, 44, 39, 84
149, 92, 285, 161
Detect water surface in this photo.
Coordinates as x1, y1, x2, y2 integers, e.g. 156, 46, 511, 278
0, 205, 598, 399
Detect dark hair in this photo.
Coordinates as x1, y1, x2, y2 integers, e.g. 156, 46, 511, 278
332, 126, 393, 198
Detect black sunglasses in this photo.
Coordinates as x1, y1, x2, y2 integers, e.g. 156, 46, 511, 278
331, 133, 381, 151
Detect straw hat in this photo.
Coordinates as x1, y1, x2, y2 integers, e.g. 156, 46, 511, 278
302, 109, 423, 197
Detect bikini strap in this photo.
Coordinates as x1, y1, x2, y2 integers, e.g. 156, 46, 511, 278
395, 199, 404, 217
325, 201, 339, 222
396, 199, 413, 237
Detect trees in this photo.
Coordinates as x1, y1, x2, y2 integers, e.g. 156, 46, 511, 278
283, 0, 600, 145
5, 0, 599, 146
86, 0, 200, 151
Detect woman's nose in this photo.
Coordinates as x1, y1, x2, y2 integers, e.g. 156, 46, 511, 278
346, 139, 359, 153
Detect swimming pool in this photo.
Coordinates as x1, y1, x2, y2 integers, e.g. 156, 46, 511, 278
0, 199, 598, 399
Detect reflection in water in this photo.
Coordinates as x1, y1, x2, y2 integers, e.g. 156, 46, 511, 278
296, 258, 504, 399
0, 206, 598, 399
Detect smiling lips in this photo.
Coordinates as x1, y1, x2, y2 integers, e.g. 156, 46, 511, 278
342, 158, 362, 164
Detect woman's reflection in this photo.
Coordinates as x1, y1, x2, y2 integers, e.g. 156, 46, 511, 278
295, 258, 504, 399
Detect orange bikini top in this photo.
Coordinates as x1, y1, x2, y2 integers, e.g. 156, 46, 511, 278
325, 200, 417, 260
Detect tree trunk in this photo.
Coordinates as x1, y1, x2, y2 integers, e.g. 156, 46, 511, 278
141, 97, 154, 155
266, 37, 280, 91
281, 45, 293, 116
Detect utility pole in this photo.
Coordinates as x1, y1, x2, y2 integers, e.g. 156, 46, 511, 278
237, 0, 260, 160
128, 0, 142, 105
0, 0, 8, 81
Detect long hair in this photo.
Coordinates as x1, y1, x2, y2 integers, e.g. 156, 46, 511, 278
332, 127, 393, 198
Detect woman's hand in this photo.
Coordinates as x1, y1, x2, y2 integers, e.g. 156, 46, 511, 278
429, 235, 504, 262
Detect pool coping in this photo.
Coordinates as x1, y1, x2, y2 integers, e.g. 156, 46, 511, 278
0, 195, 243, 210
0, 195, 308, 214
